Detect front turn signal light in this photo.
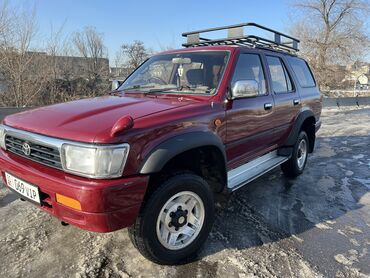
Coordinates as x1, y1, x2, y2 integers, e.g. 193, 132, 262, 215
56, 193, 82, 211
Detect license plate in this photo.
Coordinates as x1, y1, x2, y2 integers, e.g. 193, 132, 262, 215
5, 172, 41, 204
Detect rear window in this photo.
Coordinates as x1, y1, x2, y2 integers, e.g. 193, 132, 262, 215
287, 57, 316, 87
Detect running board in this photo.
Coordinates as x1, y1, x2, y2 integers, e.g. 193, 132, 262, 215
227, 151, 289, 192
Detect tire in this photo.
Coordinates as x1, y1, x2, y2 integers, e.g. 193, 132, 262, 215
128, 173, 215, 265
281, 131, 309, 178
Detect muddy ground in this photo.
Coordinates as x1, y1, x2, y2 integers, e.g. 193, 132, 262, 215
0, 107, 370, 278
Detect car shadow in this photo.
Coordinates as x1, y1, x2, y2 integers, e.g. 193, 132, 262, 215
0, 188, 19, 208
194, 134, 370, 263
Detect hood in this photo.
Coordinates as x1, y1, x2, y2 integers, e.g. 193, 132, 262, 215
3, 95, 193, 143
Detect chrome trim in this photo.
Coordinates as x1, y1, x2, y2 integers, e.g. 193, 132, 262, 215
1, 125, 130, 179
3, 125, 65, 150
227, 150, 290, 191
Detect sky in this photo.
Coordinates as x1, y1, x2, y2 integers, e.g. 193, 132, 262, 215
5, 0, 352, 64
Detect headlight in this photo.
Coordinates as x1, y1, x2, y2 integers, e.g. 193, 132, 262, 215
61, 143, 129, 178
0, 125, 6, 149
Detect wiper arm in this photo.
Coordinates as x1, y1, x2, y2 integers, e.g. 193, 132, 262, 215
121, 85, 155, 91
145, 87, 179, 94
147, 85, 198, 93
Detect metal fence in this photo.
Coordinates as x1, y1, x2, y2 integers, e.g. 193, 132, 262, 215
0, 97, 369, 120
322, 96, 370, 108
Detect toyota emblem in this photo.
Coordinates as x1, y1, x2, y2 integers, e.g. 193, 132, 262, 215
22, 142, 31, 156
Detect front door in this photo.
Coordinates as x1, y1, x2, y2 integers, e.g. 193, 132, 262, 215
226, 52, 277, 170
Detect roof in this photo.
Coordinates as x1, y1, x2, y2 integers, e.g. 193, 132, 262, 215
157, 44, 298, 58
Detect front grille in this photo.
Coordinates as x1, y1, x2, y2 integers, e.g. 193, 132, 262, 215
5, 135, 62, 169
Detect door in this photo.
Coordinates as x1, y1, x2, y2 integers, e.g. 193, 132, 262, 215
264, 55, 301, 144
226, 52, 277, 169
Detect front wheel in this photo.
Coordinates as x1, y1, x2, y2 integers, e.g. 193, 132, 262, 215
128, 173, 215, 265
281, 130, 309, 177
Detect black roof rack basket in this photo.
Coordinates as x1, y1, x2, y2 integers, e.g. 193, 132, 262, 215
182, 22, 299, 53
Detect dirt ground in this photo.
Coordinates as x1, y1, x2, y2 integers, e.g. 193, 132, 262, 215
0, 107, 370, 278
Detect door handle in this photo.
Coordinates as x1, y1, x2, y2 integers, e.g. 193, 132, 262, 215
264, 103, 273, 110
293, 99, 300, 105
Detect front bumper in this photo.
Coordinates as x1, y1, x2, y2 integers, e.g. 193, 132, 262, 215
0, 149, 149, 233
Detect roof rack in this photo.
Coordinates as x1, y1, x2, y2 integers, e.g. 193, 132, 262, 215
182, 22, 299, 54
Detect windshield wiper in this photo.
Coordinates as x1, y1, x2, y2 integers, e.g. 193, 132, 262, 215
121, 85, 155, 91
115, 84, 209, 95
120, 85, 179, 94
145, 87, 179, 94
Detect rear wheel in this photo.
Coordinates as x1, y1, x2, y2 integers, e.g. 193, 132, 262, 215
281, 131, 309, 177
128, 173, 215, 265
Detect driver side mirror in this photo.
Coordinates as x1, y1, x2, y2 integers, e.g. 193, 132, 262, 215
111, 80, 122, 91
231, 80, 259, 99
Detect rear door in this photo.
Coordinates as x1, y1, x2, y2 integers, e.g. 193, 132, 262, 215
264, 54, 301, 145
225, 51, 277, 169
285, 56, 322, 120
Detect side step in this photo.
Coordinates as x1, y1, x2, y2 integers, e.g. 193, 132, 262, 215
227, 151, 289, 192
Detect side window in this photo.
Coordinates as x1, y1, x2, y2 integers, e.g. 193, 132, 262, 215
287, 57, 316, 87
231, 54, 267, 95
266, 56, 293, 93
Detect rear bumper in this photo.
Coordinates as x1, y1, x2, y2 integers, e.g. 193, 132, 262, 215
0, 149, 149, 233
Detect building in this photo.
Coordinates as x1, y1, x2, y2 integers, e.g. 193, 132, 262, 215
109, 66, 134, 81
25, 52, 110, 81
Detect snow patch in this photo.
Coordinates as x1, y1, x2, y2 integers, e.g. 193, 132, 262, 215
334, 254, 355, 266
315, 223, 333, 230
359, 193, 370, 206
352, 154, 364, 160
345, 170, 354, 177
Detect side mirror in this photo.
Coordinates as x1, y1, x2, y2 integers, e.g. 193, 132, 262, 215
231, 80, 259, 99
111, 80, 122, 91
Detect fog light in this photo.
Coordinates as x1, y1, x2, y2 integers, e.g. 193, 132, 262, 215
56, 193, 81, 211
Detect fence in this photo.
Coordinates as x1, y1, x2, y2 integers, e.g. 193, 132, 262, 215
322, 96, 370, 108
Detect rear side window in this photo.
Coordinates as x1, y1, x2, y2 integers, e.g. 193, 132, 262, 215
266, 56, 293, 93
287, 57, 316, 87
231, 53, 267, 95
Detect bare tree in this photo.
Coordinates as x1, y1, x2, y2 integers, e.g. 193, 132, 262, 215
43, 22, 73, 104
72, 26, 109, 96
290, 0, 370, 89
112, 40, 152, 79
0, 5, 49, 107
0, 1, 11, 43
0, 2, 114, 107
120, 40, 151, 69
112, 40, 153, 79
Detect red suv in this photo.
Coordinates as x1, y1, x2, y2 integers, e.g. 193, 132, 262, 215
0, 23, 321, 264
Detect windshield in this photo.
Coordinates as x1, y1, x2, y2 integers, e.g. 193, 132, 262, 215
119, 51, 229, 95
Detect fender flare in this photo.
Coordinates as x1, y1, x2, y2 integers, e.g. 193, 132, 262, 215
139, 131, 226, 174
284, 110, 315, 147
